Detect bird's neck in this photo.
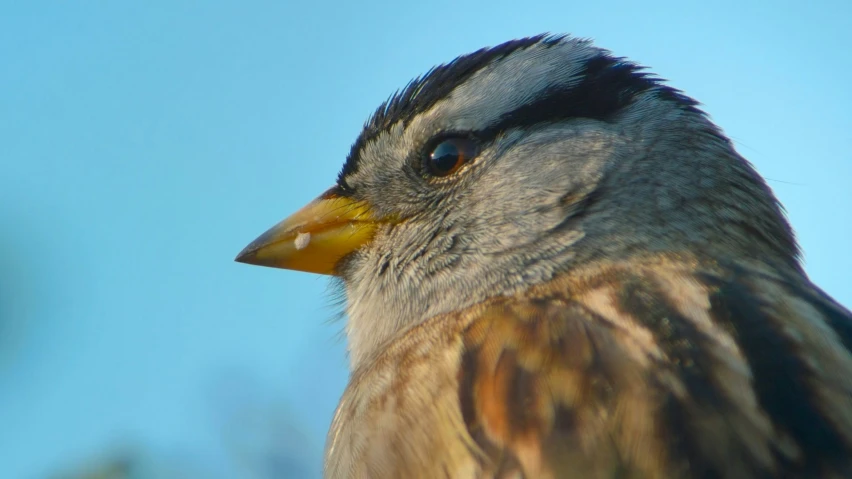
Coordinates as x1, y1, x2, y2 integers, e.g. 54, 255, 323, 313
341, 227, 584, 370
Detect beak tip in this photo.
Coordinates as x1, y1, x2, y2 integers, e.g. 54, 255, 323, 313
234, 245, 258, 265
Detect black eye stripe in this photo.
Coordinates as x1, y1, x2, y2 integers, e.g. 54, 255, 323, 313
337, 36, 704, 193
337, 36, 552, 189
476, 55, 699, 140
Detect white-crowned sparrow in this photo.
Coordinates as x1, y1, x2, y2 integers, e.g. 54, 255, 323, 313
236, 35, 852, 478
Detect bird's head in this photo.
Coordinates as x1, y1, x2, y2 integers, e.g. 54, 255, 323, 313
236, 35, 798, 367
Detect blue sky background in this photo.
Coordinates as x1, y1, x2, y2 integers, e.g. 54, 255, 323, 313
1, 1, 850, 477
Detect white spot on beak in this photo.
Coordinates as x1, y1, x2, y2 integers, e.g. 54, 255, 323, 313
294, 232, 311, 250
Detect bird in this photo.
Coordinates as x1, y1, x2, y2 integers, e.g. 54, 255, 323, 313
235, 34, 852, 478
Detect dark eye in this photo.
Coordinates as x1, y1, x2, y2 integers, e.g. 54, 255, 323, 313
426, 137, 479, 177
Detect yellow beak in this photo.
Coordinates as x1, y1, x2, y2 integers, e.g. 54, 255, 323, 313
234, 188, 379, 275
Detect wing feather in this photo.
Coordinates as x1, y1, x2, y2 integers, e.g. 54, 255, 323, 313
325, 258, 852, 478
456, 260, 852, 478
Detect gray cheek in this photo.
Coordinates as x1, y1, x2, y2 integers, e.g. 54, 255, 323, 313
476, 126, 615, 208
655, 193, 678, 211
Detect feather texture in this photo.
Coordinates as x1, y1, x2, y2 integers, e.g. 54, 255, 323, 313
326, 255, 852, 478
236, 34, 851, 478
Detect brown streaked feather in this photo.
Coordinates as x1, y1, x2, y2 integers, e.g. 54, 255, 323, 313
325, 256, 852, 478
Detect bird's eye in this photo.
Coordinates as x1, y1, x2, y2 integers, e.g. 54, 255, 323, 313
426, 137, 479, 177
